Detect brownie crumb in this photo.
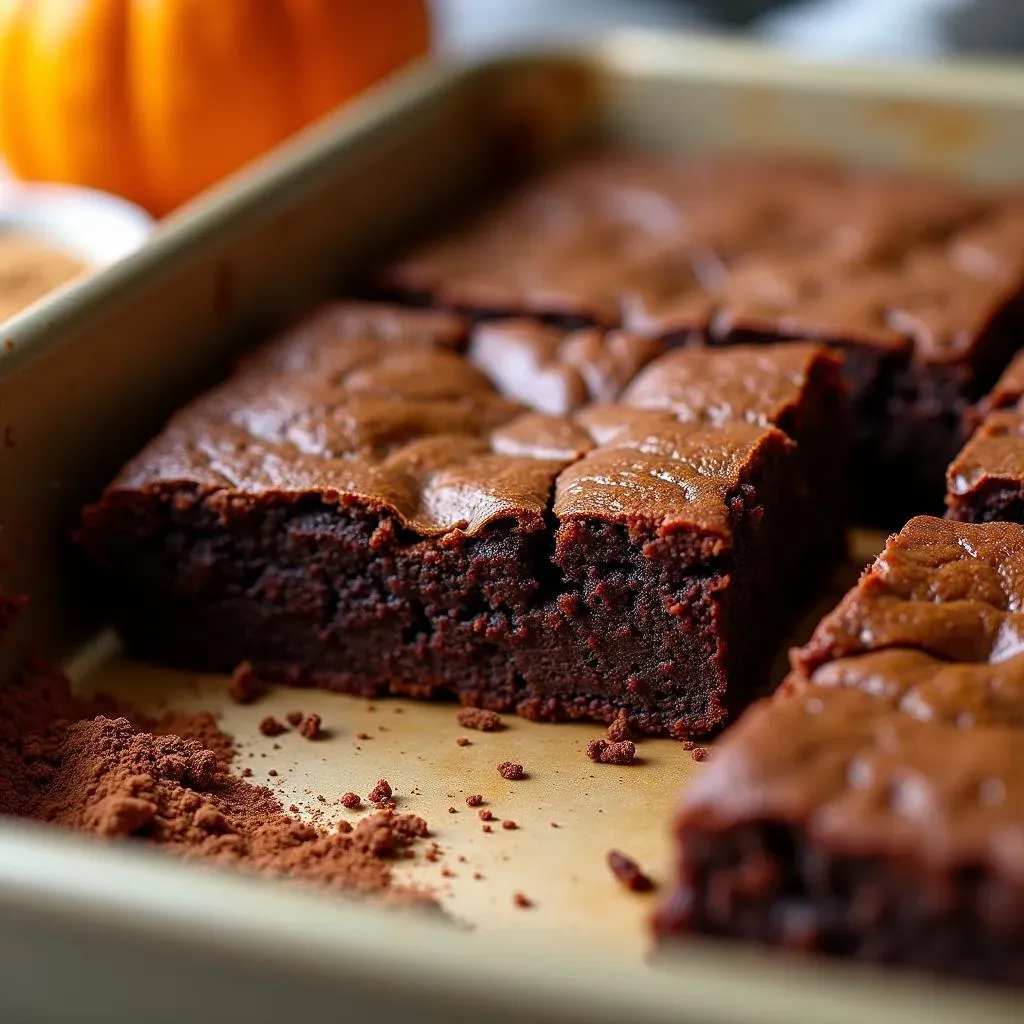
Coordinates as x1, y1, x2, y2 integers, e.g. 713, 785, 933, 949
497, 761, 524, 780
466, 794, 483, 807
356, 731, 372, 740
228, 661, 262, 704
268, 769, 279, 777
368, 779, 393, 804
336, 820, 352, 834
478, 809, 494, 822
456, 737, 471, 747
691, 745, 709, 762
285, 710, 304, 727
241, 767, 253, 778
457, 708, 503, 732
549, 822, 559, 828
482, 824, 493, 833
341, 792, 361, 809
606, 850, 655, 893
378, 798, 397, 811
473, 872, 484, 880
258, 716, 286, 738
680, 739, 696, 751
586, 739, 636, 765
513, 892, 533, 908
299, 714, 322, 740
501, 820, 517, 831
606, 711, 632, 743
448, 806, 457, 814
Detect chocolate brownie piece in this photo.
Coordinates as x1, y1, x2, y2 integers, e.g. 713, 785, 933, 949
380, 155, 1024, 522
78, 305, 845, 737
947, 350, 1024, 523
655, 516, 1024, 982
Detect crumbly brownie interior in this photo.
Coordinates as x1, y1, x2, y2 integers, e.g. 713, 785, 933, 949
78, 304, 845, 737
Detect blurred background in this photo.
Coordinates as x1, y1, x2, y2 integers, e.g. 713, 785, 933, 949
434, 0, 1024, 61
0, 0, 1020, 313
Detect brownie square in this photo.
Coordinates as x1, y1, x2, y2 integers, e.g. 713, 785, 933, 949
380, 155, 1024, 522
78, 303, 845, 737
654, 516, 1024, 983
947, 350, 1024, 523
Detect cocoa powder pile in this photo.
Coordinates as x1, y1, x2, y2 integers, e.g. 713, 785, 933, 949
0, 660, 434, 907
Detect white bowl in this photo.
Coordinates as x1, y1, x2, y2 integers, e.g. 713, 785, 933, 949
0, 181, 153, 267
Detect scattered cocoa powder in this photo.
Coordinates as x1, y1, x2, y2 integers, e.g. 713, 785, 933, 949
513, 892, 533, 908
228, 661, 262, 704
455, 737, 470, 747
299, 714, 322, 740
691, 746, 709, 762
258, 716, 286, 738
497, 761, 524, 780
456, 708, 502, 732
368, 779, 393, 804
285, 710, 304, 727
606, 850, 655, 893
465, 794, 483, 807
586, 739, 636, 765
0, 660, 435, 909
606, 711, 632, 743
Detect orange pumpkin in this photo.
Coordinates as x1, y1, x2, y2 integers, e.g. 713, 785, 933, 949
0, 0, 430, 215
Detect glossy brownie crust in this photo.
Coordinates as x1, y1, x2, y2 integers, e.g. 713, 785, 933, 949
79, 303, 846, 737
381, 156, 1024, 522
654, 517, 1024, 982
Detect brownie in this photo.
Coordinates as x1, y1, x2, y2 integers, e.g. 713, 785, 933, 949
78, 301, 846, 737
947, 350, 1024, 523
380, 155, 1024, 523
654, 516, 1024, 983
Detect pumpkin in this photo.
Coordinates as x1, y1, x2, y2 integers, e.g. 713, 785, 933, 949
0, 0, 430, 215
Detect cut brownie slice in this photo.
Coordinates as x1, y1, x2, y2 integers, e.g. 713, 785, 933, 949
380, 155, 1024, 522
654, 516, 1024, 982
78, 305, 845, 736
947, 350, 1024, 523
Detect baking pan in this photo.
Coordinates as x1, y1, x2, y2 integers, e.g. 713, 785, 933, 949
2, 31, 1024, 1024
